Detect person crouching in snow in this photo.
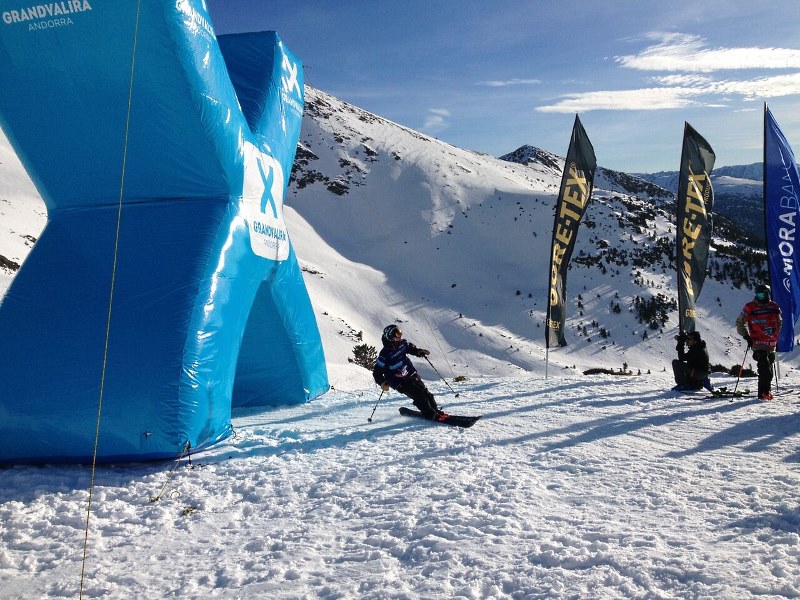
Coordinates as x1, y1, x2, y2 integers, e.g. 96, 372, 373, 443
372, 324, 445, 419
671, 330, 712, 392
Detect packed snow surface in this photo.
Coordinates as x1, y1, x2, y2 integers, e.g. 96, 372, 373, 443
2, 372, 799, 598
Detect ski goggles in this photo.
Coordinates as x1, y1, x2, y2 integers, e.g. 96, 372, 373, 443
755, 292, 769, 301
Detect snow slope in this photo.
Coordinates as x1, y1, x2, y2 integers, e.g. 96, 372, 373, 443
1, 87, 799, 598
2, 375, 800, 598
0, 87, 789, 379
286, 87, 784, 382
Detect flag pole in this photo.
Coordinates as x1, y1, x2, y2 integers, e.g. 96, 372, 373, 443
545, 345, 550, 379
676, 122, 688, 337
763, 105, 776, 358
763, 103, 769, 279
543, 114, 596, 379
545, 291, 551, 380
764, 103, 780, 388
675, 121, 715, 337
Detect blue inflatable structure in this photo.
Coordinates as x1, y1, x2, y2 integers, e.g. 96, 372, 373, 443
0, 1, 328, 463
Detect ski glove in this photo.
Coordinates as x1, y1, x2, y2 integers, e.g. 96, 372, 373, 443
743, 334, 753, 348
418, 349, 430, 356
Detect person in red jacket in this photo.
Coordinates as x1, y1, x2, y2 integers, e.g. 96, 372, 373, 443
736, 284, 782, 400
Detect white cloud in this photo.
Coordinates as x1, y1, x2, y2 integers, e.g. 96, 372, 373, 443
423, 108, 451, 133
476, 78, 542, 87
617, 32, 800, 72
536, 87, 700, 113
650, 74, 713, 86
536, 34, 800, 113
708, 72, 800, 100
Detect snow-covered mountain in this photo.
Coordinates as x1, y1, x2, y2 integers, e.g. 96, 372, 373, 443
0, 86, 791, 386
502, 145, 673, 202
4, 86, 800, 600
285, 87, 782, 379
637, 163, 766, 244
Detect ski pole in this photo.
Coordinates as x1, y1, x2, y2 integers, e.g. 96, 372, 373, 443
424, 356, 460, 397
367, 389, 384, 423
733, 346, 749, 394
773, 353, 780, 394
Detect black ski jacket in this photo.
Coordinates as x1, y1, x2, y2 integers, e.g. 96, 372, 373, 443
676, 339, 710, 378
372, 340, 427, 390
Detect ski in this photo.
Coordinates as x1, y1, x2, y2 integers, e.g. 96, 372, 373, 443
674, 388, 705, 395
703, 386, 750, 400
398, 406, 481, 428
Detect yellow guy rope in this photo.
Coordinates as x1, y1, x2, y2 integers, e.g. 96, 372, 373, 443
79, 2, 142, 597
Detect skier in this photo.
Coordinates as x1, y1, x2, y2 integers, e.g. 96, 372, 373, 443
737, 283, 782, 400
372, 324, 445, 420
671, 330, 712, 392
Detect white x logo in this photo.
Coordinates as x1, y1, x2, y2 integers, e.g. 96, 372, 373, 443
281, 55, 300, 98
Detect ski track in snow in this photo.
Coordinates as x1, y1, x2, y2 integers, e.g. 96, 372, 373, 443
1, 374, 799, 599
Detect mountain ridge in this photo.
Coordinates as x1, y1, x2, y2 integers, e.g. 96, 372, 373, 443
1, 85, 793, 383
282, 86, 778, 378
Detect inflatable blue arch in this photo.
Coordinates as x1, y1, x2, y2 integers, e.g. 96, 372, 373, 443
0, 1, 328, 463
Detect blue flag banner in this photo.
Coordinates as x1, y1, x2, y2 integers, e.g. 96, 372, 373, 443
765, 106, 800, 352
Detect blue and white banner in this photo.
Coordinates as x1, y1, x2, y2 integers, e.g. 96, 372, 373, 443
0, 2, 328, 463
765, 106, 800, 352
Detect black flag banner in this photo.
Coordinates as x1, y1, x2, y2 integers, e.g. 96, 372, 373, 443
546, 115, 596, 348
676, 122, 715, 334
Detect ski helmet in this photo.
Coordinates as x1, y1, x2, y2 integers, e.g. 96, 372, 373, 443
755, 284, 771, 301
382, 324, 402, 345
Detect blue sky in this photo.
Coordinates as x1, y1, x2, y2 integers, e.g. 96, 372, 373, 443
206, 1, 800, 173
